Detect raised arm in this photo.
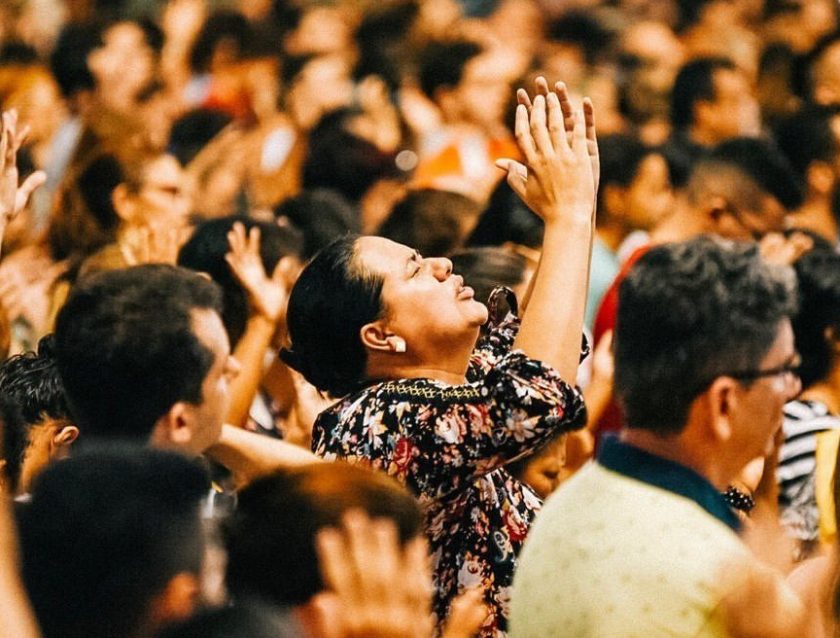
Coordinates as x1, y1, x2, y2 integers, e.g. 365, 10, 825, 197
496, 79, 597, 384
0, 110, 46, 260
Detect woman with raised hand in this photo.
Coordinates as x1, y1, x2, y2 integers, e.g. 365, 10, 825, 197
281, 79, 598, 637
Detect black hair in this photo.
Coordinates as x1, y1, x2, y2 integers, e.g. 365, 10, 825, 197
378, 189, 480, 257
354, 1, 420, 92
774, 104, 840, 182
225, 463, 422, 606
0, 336, 72, 493
155, 603, 301, 638
615, 236, 797, 435
177, 216, 303, 347
467, 180, 544, 249
0, 42, 38, 65
303, 109, 400, 203
282, 235, 384, 397
19, 446, 208, 638
54, 265, 223, 442
670, 57, 736, 130
596, 135, 655, 222
76, 153, 124, 230
449, 247, 527, 307
418, 40, 483, 100
49, 23, 102, 99
791, 243, 840, 389
703, 137, 804, 211
189, 11, 252, 74
168, 109, 234, 166
274, 188, 360, 260
546, 12, 613, 66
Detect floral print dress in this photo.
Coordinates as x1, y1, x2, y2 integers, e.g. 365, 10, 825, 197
311, 290, 587, 637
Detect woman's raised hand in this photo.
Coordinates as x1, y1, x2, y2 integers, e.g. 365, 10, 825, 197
496, 78, 597, 226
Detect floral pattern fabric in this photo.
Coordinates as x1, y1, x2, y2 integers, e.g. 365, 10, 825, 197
311, 291, 587, 637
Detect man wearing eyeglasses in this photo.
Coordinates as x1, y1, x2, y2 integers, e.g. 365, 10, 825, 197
511, 237, 806, 638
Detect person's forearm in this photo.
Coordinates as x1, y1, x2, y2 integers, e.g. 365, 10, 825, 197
583, 374, 612, 429
227, 315, 276, 427
514, 218, 592, 384
206, 424, 320, 486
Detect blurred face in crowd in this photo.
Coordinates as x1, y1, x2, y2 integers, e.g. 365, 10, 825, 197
812, 41, 840, 106
116, 154, 192, 230
520, 435, 567, 500
619, 152, 674, 231
695, 68, 760, 142
450, 49, 512, 131
88, 21, 155, 105
2, 68, 66, 147
287, 55, 354, 130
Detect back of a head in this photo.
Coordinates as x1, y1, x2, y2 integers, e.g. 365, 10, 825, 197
418, 40, 482, 101
49, 23, 101, 99
687, 137, 803, 214
303, 109, 399, 203
791, 244, 840, 389
155, 603, 302, 638
19, 446, 208, 638
178, 216, 303, 346
168, 109, 234, 166
274, 189, 360, 260
774, 105, 840, 182
0, 336, 71, 492
282, 235, 384, 397
225, 462, 422, 606
671, 57, 735, 131
378, 189, 480, 257
467, 180, 544, 249
615, 237, 797, 435
54, 265, 223, 443
450, 247, 527, 307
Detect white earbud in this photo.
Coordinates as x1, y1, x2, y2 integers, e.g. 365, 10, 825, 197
392, 337, 406, 353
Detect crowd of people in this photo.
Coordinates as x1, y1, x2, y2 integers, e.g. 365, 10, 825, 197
2, 0, 840, 636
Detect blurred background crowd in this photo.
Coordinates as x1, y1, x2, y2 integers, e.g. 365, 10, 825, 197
3, 0, 840, 637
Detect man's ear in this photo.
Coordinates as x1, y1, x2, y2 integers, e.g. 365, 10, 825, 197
704, 376, 740, 443
50, 424, 79, 453
150, 403, 195, 450
147, 572, 201, 630
360, 321, 404, 354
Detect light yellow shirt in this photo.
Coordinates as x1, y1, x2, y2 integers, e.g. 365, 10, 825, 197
510, 462, 750, 638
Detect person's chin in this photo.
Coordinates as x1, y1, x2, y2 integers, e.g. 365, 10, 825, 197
469, 300, 490, 325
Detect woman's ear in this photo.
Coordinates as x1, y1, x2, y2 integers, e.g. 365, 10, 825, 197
360, 322, 405, 354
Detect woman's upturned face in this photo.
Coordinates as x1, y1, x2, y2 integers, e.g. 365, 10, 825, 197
356, 236, 489, 352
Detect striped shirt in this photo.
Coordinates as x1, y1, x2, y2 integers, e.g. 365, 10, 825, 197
778, 400, 840, 542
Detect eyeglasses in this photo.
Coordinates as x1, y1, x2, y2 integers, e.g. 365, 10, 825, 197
690, 356, 801, 398
724, 359, 801, 384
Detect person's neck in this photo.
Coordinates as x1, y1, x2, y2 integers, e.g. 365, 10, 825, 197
621, 428, 728, 490
790, 196, 839, 245
365, 342, 475, 387
596, 221, 628, 253
801, 365, 840, 415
